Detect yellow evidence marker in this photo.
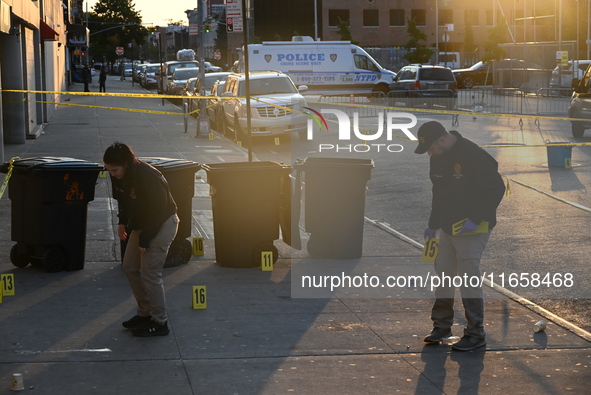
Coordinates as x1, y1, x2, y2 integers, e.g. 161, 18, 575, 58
192, 286, 206, 309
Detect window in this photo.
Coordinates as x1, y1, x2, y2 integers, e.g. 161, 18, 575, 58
398, 67, 417, 81
354, 55, 379, 72
486, 10, 493, 26
328, 9, 350, 27
438, 9, 453, 26
389, 9, 405, 26
410, 9, 426, 26
363, 9, 379, 27
465, 9, 479, 26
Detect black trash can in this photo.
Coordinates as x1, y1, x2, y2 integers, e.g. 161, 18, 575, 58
139, 158, 201, 267
202, 161, 291, 268
295, 157, 374, 259
3, 157, 103, 272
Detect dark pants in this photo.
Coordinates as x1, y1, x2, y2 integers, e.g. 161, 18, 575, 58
99, 82, 106, 92
84, 82, 90, 92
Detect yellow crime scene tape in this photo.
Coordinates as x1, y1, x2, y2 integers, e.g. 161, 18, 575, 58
0, 157, 19, 199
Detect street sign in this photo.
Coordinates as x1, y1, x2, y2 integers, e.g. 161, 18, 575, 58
225, 0, 243, 33
115, 47, 124, 55
189, 24, 199, 36
214, 51, 221, 60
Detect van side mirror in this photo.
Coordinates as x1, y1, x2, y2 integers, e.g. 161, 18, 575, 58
298, 85, 308, 93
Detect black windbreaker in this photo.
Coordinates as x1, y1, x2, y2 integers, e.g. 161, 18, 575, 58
111, 161, 177, 248
428, 131, 505, 235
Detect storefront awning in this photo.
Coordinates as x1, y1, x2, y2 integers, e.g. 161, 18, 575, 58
40, 20, 59, 41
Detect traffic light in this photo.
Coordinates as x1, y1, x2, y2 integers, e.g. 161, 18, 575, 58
204, 24, 211, 33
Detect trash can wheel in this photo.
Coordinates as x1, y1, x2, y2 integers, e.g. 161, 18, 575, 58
10, 243, 30, 268
307, 234, 333, 259
252, 241, 278, 267
43, 246, 67, 273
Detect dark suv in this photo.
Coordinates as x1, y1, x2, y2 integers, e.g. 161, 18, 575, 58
388, 64, 457, 109
568, 63, 591, 137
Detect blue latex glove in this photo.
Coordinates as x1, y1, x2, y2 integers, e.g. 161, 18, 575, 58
458, 219, 479, 235
424, 226, 438, 240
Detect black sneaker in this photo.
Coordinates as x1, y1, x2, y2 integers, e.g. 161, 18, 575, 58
132, 321, 169, 337
424, 327, 453, 343
122, 315, 152, 330
451, 335, 486, 351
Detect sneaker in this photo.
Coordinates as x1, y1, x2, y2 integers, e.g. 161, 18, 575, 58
132, 321, 169, 337
122, 315, 152, 330
424, 327, 453, 343
451, 335, 486, 351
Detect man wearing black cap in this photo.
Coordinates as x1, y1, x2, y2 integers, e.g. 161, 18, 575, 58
415, 121, 505, 351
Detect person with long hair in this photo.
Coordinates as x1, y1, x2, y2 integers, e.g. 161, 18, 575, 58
103, 142, 179, 337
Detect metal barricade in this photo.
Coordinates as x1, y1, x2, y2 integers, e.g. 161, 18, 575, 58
456, 88, 524, 115
386, 89, 456, 110
536, 88, 572, 116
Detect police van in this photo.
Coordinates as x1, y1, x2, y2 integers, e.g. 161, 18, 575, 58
243, 36, 395, 96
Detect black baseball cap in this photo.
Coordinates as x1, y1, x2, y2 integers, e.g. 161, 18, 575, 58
414, 121, 447, 154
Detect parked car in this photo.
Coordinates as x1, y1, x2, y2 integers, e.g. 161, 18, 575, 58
158, 60, 200, 94
167, 67, 200, 95
550, 60, 591, 92
123, 63, 133, 77
202, 61, 223, 73
141, 63, 161, 88
134, 64, 147, 82
453, 59, 545, 89
182, 77, 199, 115
219, 71, 308, 140
187, 72, 231, 116
194, 72, 231, 95
388, 64, 457, 109
568, 63, 591, 137
206, 80, 226, 130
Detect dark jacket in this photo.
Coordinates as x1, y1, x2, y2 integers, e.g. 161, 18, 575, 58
111, 161, 177, 248
99, 69, 107, 83
428, 131, 505, 235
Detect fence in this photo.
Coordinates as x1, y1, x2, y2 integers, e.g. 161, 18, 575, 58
311, 88, 572, 122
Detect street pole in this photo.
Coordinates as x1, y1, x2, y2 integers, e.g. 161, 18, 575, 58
435, 0, 439, 65
158, 27, 164, 106
197, 0, 210, 138
242, 0, 252, 161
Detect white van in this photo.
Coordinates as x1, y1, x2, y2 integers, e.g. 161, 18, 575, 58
242, 36, 395, 96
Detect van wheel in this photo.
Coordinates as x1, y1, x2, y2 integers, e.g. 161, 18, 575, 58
572, 121, 585, 138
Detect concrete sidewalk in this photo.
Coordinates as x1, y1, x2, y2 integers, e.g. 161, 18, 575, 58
0, 77, 589, 394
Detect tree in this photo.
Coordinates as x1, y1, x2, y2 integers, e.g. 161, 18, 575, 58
403, 18, 433, 64
336, 17, 358, 44
482, 17, 508, 62
88, 0, 148, 65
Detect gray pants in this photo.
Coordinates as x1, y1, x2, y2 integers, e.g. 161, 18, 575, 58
123, 214, 179, 325
431, 230, 491, 339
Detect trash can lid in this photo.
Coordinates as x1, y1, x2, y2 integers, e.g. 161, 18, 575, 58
140, 157, 201, 172
202, 161, 289, 173
12, 157, 104, 172
297, 157, 374, 168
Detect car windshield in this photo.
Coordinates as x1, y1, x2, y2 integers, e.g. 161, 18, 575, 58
418, 68, 454, 81
239, 77, 297, 95
469, 61, 486, 70
146, 66, 159, 73
174, 68, 199, 80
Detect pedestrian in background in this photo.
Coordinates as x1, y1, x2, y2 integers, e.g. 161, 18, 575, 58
103, 142, 179, 337
99, 66, 107, 92
82, 64, 91, 92
415, 121, 505, 351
